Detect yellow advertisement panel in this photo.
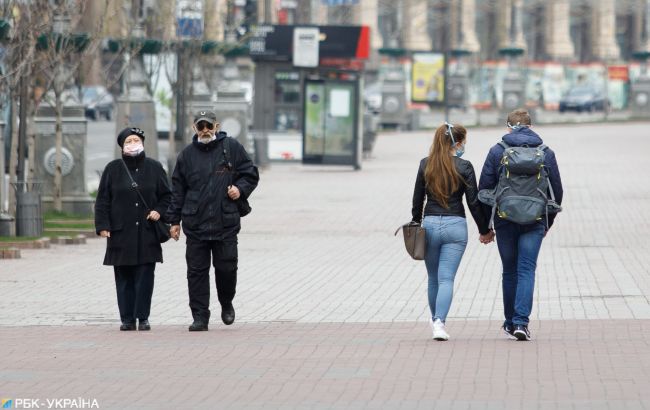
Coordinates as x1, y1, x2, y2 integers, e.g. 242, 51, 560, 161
411, 53, 445, 103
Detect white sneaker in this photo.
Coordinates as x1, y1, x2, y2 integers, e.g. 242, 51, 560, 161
430, 318, 449, 341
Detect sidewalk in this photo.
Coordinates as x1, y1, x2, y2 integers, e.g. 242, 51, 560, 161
2, 122, 650, 409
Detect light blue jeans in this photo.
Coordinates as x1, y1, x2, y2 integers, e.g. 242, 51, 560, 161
422, 215, 468, 323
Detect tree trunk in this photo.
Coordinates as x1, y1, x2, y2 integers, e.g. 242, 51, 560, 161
8, 98, 19, 216
168, 93, 177, 177
53, 91, 64, 212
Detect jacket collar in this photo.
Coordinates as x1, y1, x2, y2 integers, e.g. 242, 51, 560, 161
121, 151, 146, 169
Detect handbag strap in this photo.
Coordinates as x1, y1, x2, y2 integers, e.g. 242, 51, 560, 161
120, 159, 152, 211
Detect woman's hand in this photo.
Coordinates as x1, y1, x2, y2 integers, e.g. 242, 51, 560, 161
99, 230, 111, 238
147, 210, 161, 221
479, 230, 495, 244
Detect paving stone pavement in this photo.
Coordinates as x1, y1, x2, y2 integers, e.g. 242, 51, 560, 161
1, 122, 650, 409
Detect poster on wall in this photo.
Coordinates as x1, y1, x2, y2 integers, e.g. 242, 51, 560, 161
607, 66, 629, 110
411, 53, 445, 104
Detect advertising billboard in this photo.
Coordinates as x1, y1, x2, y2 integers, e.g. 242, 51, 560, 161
411, 53, 445, 104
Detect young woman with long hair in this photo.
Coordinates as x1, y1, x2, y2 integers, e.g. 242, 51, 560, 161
411, 123, 493, 340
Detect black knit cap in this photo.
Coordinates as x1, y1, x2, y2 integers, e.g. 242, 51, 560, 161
117, 127, 145, 148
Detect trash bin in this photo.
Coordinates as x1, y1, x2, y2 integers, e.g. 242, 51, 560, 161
0, 213, 15, 237
12, 182, 43, 237
253, 132, 270, 169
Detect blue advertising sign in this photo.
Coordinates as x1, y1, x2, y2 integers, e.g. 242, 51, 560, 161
176, 18, 203, 38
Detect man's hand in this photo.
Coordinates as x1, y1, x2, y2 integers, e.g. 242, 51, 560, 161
227, 185, 241, 200
147, 210, 161, 221
170, 224, 181, 241
99, 230, 111, 238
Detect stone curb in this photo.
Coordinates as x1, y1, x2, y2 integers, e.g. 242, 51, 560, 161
0, 247, 21, 259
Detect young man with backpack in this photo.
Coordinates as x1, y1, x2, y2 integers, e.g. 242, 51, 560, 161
478, 109, 563, 341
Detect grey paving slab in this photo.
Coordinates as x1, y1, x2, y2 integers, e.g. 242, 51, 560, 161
0, 320, 649, 409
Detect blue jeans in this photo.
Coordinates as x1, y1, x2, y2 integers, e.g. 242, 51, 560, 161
422, 215, 468, 323
495, 222, 545, 326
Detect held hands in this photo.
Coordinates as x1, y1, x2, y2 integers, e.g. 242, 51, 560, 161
479, 230, 495, 244
227, 185, 241, 200
170, 225, 181, 241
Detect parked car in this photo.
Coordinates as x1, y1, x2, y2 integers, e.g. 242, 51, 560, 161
82, 86, 114, 120
559, 86, 609, 113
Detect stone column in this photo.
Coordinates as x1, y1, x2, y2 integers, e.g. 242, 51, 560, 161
402, 0, 430, 51
592, 0, 620, 61
503, 0, 526, 50
204, 0, 225, 42
495, 0, 511, 51
359, 0, 382, 51
458, 0, 480, 53
545, 0, 575, 60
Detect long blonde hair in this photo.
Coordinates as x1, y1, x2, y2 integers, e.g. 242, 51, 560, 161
424, 124, 466, 208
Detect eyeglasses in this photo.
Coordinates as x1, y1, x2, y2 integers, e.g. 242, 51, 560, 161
196, 121, 214, 131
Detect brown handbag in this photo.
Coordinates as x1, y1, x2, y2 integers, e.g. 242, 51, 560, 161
395, 221, 426, 260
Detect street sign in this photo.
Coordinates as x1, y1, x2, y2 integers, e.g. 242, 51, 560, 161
176, 0, 203, 39
293, 27, 319, 68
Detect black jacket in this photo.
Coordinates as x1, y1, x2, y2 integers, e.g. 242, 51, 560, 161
412, 156, 490, 235
478, 127, 563, 230
95, 152, 172, 266
166, 132, 259, 241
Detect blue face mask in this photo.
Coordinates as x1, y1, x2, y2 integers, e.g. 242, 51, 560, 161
455, 143, 465, 158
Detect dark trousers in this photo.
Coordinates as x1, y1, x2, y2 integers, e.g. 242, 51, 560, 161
186, 238, 238, 323
114, 263, 155, 323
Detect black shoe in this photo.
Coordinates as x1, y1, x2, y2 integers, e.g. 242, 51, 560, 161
188, 320, 208, 331
138, 319, 151, 331
513, 324, 531, 341
502, 323, 516, 340
120, 321, 136, 331
221, 304, 235, 325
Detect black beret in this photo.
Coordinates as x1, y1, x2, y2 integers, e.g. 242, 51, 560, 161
117, 127, 145, 147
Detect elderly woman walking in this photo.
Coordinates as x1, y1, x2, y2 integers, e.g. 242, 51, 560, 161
95, 127, 172, 331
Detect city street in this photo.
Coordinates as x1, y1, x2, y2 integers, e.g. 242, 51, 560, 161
2, 121, 650, 409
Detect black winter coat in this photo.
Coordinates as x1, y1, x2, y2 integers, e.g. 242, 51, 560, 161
95, 152, 172, 266
412, 156, 490, 235
166, 132, 259, 241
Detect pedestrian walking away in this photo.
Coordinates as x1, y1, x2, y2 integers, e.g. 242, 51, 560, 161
478, 108, 564, 341
94, 127, 172, 332
411, 122, 493, 341
166, 110, 259, 332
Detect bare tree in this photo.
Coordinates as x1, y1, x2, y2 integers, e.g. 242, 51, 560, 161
0, 1, 47, 216
33, 0, 110, 212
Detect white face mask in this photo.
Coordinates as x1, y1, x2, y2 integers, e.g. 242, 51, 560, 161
123, 142, 144, 156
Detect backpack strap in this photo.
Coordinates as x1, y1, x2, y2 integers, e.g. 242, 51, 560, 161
498, 140, 510, 150
221, 136, 233, 171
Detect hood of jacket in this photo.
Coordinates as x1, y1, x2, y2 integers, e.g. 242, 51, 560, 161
192, 131, 228, 151
501, 127, 543, 147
